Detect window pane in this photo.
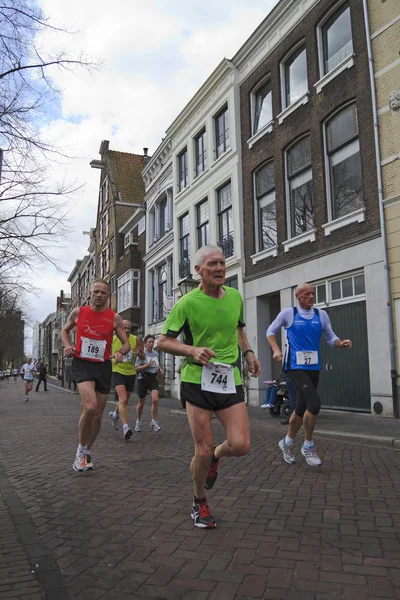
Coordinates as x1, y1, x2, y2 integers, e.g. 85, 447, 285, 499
354, 274, 365, 295
317, 284, 326, 304
216, 108, 229, 157
324, 6, 353, 74
285, 48, 307, 106
342, 277, 353, 297
327, 105, 358, 153
259, 199, 277, 249
254, 85, 272, 133
256, 163, 274, 197
288, 137, 311, 177
331, 280, 341, 300
218, 183, 232, 212
225, 276, 238, 289
290, 173, 314, 236
331, 147, 363, 219
195, 130, 207, 175
180, 214, 190, 236
197, 201, 209, 225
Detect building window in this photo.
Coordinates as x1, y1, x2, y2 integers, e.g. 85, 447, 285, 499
178, 148, 188, 192
283, 46, 307, 108
287, 136, 314, 237
253, 81, 272, 134
99, 177, 108, 212
101, 249, 109, 278
158, 265, 168, 320
215, 106, 229, 159
159, 197, 168, 236
326, 104, 363, 220
195, 129, 207, 177
100, 212, 108, 246
117, 270, 140, 312
313, 272, 365, 306
109, 237, 114, 258
179, 213, 190, 278
255, 162, 276, 251
217, 182, 234, 258
322, 3, 353, 75
225, 276, 238, 289
110, 276, 116, 295
197, 200, 210, 249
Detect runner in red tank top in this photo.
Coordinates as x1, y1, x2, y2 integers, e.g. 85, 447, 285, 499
61, 279, 130, 472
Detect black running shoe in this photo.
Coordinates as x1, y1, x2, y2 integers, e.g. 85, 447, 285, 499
124, 428, 133, 441
205, 453, 222, 490
191, 498, 216, 528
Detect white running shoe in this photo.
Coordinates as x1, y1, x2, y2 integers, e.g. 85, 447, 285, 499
135, 420, 141, 432
301, 443, 322, 466
109, 411, 119, 430
73, 449, 93, 472
25, 396, 29, 402
278, 439, 296, 464
260, 403, 274, 409
150, 420, 161, 431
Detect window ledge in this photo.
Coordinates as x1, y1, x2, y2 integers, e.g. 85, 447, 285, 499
278, 92, 310, 125
283, 229, 316, 252
247, 121, 274, 149
251, 246, 278, 264
175, 186, 189, 199
212, 146, 232, 167
322, 207, 365, 236
315, 54, 355, 94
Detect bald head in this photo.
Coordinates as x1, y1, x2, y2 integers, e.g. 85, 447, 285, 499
295, 283, 315, 310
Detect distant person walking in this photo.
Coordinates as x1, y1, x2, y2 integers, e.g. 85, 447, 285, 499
35, 363, 48, 392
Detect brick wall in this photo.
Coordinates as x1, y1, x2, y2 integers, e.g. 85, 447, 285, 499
240, 0, 380, 281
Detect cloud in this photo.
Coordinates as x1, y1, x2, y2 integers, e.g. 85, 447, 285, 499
27, 0, 279, 330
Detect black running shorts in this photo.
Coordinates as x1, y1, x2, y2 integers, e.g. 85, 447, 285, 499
181, 382, 245, 412
137, 373, 159, 398
112, 372, 136, 393
72, 357, 112, 394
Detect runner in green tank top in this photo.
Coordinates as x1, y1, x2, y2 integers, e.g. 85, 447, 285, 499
158, 245, 261, 529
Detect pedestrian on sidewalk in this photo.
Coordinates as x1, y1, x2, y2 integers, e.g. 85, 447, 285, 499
109, 320, 142, 440
134, 334, 164, 433
61, 279, 130, 473
267, 282, 352, 467
20, 358, 35, 402
158, 245, 261, 529
35, 363, 48, 392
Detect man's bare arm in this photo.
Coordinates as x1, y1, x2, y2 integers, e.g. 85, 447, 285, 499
61, 308, 80, 357
267, 334, 283, 362
238, 327, 261, 377
157, 334, 216, 366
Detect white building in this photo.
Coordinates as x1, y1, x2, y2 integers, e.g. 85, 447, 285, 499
31, 320, 40, 361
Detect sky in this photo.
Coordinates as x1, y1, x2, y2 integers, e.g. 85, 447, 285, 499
26, 0, 279, 351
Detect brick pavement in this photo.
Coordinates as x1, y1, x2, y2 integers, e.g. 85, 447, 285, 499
1, 381, 400, 599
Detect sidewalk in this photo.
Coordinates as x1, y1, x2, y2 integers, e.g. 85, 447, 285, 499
2, 380, 400, 599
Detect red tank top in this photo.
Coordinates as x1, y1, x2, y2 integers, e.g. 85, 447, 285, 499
75, 306, 115, 362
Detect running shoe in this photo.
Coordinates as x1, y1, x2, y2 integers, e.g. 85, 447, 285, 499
123, 427, 133, 441
260, 403, 274, 409
278, 439, 296, 464
301, 443, 322, 467
109, 411, 119, 430
135, 420, 141, 432
205, 450, 221, 490
73, 449, 92, 472
191, 498, 216, 529
25, 396, 29, 402
150, 420, 161, 431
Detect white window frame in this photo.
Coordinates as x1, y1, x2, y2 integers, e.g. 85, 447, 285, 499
252, 162, 277, 262
117, 269, 140, 312
214, 104, 230, 160
248, 77, 273, 148
312, 270, 366, 308
194, 128, 207, 177
177, 147, 188, 193
280, 43, 308, 111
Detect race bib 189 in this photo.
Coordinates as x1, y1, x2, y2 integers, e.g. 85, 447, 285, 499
201, 362, 236, 394
296, 351, 318, 366
80, 337, 106, 361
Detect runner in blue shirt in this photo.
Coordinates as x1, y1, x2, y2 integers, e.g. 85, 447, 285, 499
267, 283, 352, 467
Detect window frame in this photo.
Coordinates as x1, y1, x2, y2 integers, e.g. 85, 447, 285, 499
254, 162, 277, 253
286, 135, 314, 239
196, 199, 210, 249
214, 105, 230, 160
282, 44, 308, 109
252, 78, 273, 135
324, 103, 363, 223
117, 269, 140, 313
179, 213, 190, 278
320, 1, 353, 77
217, 181, 234, 258
194, 128, 207, 177
177, 147, 188, 192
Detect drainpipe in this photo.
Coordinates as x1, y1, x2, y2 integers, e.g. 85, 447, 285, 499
362, 0, 399, 418
113, 198, 118, 311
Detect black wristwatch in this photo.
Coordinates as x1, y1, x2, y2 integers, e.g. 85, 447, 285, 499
243, 349, 254, 357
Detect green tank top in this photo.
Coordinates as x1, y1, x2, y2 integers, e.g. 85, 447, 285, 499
111, 334, 137, 376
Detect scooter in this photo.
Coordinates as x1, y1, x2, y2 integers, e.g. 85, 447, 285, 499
261, 379, 292, 419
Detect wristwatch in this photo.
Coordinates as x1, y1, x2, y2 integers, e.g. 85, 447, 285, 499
243, 349, 254, 357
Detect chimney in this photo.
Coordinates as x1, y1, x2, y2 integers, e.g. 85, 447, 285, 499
142, 147, 149, 167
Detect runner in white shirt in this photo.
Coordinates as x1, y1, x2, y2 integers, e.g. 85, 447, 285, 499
20, 358, 36, 402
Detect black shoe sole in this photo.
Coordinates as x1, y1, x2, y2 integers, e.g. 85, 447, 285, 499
124, 429, 133, 440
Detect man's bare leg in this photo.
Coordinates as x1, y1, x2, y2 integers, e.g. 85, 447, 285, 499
115, 385, 130, 426
151, 389, 159, 421
86, 391, 108, 449
214, 402, 251, 459
186, 403, 214, 498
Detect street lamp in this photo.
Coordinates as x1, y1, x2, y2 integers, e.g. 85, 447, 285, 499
178, 274, 198, 296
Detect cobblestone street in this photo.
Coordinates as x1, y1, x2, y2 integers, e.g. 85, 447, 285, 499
2, 380, 400, 599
